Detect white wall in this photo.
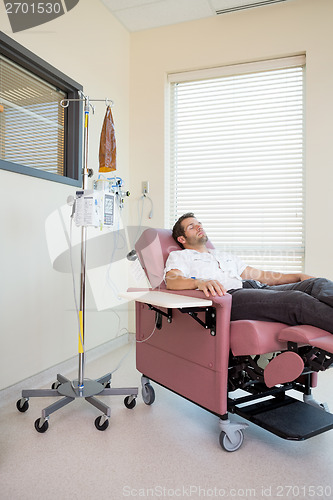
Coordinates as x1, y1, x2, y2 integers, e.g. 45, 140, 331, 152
128, 0, 333, 280
0, 0, 132, 389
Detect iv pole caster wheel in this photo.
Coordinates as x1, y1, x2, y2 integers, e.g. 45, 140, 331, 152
16, 398, 29, 413
94, 415, 109, 431
124, 396, 136, 409
142, 383, 155, 405
219, 429, 244, 452
34, 418, 49, 433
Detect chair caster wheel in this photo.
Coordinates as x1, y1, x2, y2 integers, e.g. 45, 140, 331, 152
219, 429, 244, 452
16, 398, 29, 413
51, 381, 60, 389
124, 396, 136, 409
34, 418, 49, 433
142, 383, 155, 405
94, 416, 109, 431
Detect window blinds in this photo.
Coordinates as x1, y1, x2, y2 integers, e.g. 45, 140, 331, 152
0, 55, 66, 176
168, 56, 305, 272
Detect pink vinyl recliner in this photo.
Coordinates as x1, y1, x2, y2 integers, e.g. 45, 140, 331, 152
131, 228, 333, 451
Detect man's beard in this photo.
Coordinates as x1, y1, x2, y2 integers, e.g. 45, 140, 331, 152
185, 233, 208, 247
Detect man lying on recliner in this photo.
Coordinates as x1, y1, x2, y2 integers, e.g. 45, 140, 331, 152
165, 213, 333, 334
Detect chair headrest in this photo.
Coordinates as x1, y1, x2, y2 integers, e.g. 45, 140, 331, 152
135, 228, 214, 289
135, 228, 179, 289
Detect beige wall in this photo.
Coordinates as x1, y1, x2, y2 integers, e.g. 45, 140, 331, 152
129, 0, 333, 279
0, 0, 131, 389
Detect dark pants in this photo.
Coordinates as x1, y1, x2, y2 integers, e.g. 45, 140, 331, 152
228, 278, 333, 334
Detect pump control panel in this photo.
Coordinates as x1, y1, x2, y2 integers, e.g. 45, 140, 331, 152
74, 189, 115, 228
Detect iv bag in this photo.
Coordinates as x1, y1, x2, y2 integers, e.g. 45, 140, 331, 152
99, 106, 116, 172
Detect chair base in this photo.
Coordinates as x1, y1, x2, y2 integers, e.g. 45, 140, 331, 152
17, 373, 138, 433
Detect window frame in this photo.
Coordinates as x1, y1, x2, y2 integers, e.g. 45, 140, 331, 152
0, 31, 83, 187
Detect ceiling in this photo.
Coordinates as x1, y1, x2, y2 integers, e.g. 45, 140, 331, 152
100, 0, 296, 32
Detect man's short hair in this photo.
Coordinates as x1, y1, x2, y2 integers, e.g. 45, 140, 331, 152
172, 212, 195, 248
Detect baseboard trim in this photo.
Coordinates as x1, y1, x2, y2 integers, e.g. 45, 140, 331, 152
0, 333, 131, 408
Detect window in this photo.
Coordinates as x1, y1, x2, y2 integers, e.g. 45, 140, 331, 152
0, 31, 83, 186
167, 56, 305, 272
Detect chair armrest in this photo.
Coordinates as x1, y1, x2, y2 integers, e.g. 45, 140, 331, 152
125, 287, 232, 309
158, 289, 233, 309
119, 290, 212, 309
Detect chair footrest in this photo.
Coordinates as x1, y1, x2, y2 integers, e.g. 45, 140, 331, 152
234, 396, 333, 440
230, 322, 333, 357
278, 325, 333, 352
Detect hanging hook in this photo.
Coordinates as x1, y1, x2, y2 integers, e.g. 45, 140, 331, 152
60, 99, 70, 108
105, 98, 114, 108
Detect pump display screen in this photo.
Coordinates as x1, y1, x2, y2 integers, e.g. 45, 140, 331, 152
104, 194, 114, 226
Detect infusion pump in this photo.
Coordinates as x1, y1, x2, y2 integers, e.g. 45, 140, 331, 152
74, 189, 115, 228
72, 177, 129, 228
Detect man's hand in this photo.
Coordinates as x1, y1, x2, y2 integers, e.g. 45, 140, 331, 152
194, 279, 227, 298
165, 270, 227, 297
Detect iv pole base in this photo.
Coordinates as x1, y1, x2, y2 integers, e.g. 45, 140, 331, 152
16, 373, 138, 433
57, 379, 105, 398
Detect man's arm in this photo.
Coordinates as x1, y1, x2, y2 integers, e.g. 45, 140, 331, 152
165, 269, 227, 298
241, 266, 313, 286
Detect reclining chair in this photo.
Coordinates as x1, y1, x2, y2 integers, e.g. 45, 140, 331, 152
125, 228, 333, 452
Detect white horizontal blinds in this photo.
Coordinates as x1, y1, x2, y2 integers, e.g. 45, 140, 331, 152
0, 55, 66, 175
169, 57, 305, 272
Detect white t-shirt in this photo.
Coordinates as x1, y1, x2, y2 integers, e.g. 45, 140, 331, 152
164, 248, 247, 291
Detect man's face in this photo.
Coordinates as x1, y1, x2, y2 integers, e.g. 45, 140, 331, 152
178, 217, 208, 248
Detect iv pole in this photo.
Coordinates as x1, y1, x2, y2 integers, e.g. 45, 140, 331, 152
61, 92, 114, 391
78, 93, 91, 390
16, 92, 138, 432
